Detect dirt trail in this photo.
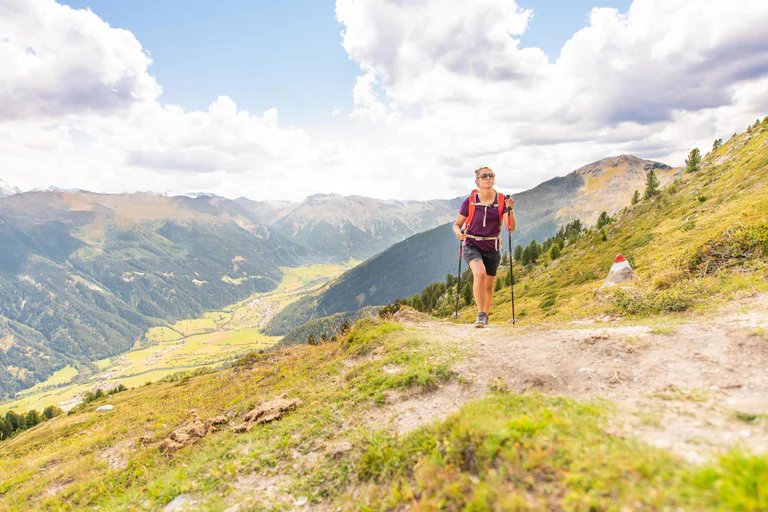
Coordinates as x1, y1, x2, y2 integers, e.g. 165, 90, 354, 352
387, 294, 768, 463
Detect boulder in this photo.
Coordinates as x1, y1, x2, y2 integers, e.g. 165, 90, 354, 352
601, 254, 635, 289
95, 405, 114, 413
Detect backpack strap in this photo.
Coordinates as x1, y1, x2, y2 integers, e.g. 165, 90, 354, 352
497, 192, 511, 231
464, 189, 480, 231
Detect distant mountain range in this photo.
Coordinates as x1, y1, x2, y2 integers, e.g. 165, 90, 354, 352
0, 179, 20, 198
266, 155, 681, 336
236, 193, 462, 261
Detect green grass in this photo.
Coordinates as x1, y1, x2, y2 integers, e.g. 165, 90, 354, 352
15, 365, 79, 396
144, 326, 183, 344
347, 393, 768, 511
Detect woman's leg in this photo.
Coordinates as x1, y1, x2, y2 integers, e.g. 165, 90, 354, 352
468, 259, 488, 313
485, 276, 496, 314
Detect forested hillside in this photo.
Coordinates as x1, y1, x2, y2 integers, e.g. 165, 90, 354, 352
0, 192, 307, 398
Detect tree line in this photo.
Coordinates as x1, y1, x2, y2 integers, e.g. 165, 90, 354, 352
1, 405, 63, 441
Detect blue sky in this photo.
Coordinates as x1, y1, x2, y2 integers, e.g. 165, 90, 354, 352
60, 0, 631, 125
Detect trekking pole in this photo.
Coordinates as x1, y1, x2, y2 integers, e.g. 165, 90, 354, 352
508, 228, 517, 324
452, 238, 463, 319
504, 195, 517, 325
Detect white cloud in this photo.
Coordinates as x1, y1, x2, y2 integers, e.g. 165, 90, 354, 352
1, 0, 767, 202
0, 0, 160, 120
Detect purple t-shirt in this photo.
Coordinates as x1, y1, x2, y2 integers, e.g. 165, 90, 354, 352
459, 194, 508, 252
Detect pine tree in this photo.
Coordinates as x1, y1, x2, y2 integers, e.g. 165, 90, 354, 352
307, 334, 316, 346
494, 278, 502, 292
644, 170, 660, 199
411, 293, 424, 311
0, 418, 11, 440
43, 406, 63, 420
462, 282, 473, 306
340, 320, 351, 334
501, 251, 508, 266
631, 189, 640, 205
25, 410, 41, 427
4, 412, 21, 432
549, 243, 561, 260
712, 138, 723, 152
514, 244, 523, 262
596, 211, 611, 229
521, 246, 531, 265
685, 148, 702, 173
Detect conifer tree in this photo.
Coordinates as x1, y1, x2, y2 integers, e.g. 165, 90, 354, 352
549, 243, 561, 260
4, 411, 21, 432
644, 170, 660, 199
0, 418, 11, 440
712, 138, 723, 152
685, 148, 702, 173
521, 246, 531, 266
494, 278, 502, 292
43, 406, 63, 420
501, 251, 508, 266
596, 211, 611, 229
411, 293, 424, 311
631, 189, 640, 205
514, 244, 523, 262
462, 282, 473, 306
25, 410, 41, 427
307, 334, 316, 346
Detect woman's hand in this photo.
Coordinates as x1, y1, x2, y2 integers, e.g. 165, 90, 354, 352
456, 230, 466, 241
506, 197, 515, 211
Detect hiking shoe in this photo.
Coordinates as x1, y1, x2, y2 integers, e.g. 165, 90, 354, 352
474, 314, 485, 328
482, 314, 490, 327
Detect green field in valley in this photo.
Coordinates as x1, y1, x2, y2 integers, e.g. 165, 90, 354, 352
0, 264, 349, 416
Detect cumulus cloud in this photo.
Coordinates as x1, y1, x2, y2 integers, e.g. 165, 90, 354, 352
0, 0, 160, 120
1, 0, 768, 202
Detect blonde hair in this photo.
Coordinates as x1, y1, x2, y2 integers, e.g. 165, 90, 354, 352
474, 167, 493, 180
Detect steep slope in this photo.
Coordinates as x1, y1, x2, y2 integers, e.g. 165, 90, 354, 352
0, 192, 308, 398
266, 155, 678, 334
238, 194, 462, 261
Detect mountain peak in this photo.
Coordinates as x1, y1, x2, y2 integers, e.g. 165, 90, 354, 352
0, 178, 21, 198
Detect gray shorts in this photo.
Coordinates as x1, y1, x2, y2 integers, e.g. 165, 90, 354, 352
463, 243, 502, 277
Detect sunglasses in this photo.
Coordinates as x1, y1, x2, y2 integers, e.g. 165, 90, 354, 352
479, 173, 495, 179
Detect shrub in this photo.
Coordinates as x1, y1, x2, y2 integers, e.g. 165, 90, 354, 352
687, 222, 768, 276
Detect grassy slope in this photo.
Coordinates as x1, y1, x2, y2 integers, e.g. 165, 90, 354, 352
470, 122, 768, 327
1, 319, 765, 511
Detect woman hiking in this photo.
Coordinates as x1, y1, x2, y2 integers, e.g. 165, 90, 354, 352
453, 167, 516, 328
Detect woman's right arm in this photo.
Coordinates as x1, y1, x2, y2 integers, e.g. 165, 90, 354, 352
453, 215, 467, 241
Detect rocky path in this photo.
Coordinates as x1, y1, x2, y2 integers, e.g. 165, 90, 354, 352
387, 294, 768, 463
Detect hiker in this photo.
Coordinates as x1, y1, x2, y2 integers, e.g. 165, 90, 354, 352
453, 167, 515, 327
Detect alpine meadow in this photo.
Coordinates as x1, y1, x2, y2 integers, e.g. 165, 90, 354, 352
2, 1, 768, 511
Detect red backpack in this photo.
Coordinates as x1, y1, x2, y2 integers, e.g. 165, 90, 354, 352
464, 189, 511, 233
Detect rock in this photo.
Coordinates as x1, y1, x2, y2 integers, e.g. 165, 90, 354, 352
601, 254, 635, 289
293, 496, 309, 506
163, 494, 195, 511
95, 405, 114, 413
327, 440, 353, 459
159, 410, 228, 455
242, 398, 300, 425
